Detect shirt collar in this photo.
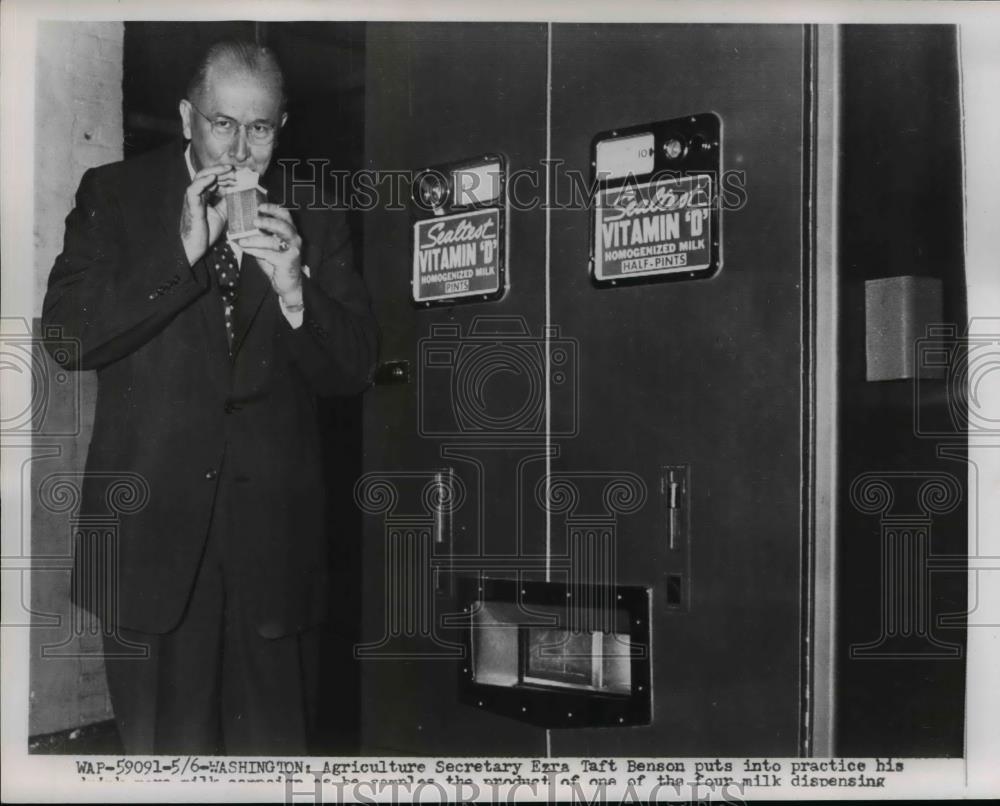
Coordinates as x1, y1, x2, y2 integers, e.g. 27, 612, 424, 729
184, 143, 196, 180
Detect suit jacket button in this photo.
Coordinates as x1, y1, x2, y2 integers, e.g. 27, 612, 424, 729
148, 293, 156, 300
205, 469, 217, 480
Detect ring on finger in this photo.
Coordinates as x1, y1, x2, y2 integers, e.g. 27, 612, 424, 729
277, 237, 290, 252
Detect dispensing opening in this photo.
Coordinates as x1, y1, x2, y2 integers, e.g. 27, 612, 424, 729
459, 577, 651, 728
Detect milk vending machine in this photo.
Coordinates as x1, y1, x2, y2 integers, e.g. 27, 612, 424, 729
358, 24, 967, 758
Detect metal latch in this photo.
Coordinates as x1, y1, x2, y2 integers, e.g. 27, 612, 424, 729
660, 464, 689, 551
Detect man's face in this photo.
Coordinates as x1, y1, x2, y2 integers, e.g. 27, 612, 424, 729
180, 66, 286, 176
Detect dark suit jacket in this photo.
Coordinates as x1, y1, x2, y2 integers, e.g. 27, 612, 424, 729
42, 142, 378, 638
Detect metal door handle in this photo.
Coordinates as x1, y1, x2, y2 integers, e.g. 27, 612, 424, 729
433, 468, 455, 595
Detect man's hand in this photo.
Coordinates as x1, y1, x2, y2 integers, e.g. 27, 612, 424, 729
235, 203, 304, 305
179, 165, 234, 265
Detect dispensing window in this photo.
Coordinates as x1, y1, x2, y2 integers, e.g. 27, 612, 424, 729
521, 626, 632, 695
460, 577, 651, 728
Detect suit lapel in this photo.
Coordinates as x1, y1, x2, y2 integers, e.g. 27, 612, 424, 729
151, 145, 232, 381
197, 250, 233, 377
231, 250, 271, 357
153, 145, 192, 241
231, 166, 287, 358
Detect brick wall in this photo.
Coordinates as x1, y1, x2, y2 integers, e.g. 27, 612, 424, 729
34, 21, 123, 313
30, 21, 122, 738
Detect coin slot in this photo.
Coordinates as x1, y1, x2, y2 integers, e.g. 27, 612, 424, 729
666, 574, 683, 608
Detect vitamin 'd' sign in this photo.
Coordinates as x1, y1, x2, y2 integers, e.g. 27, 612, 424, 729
412, 208, 501, 303
593, 174, 713, 282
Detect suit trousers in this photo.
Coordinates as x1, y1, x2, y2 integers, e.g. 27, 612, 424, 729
102, 459, 321, 755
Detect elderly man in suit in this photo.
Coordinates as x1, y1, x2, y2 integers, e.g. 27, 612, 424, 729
42, 39, 378, 755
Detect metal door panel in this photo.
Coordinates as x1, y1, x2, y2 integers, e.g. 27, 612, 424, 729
361, 22, 549, 756
546, 23, 808, 756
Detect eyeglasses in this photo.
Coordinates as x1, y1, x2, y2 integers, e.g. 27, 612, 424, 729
187, 100, 279, 146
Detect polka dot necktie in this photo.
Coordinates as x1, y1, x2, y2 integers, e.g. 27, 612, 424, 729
210, 240, 240, 352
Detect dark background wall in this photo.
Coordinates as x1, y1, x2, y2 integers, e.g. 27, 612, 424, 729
836, 25, 967, 757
